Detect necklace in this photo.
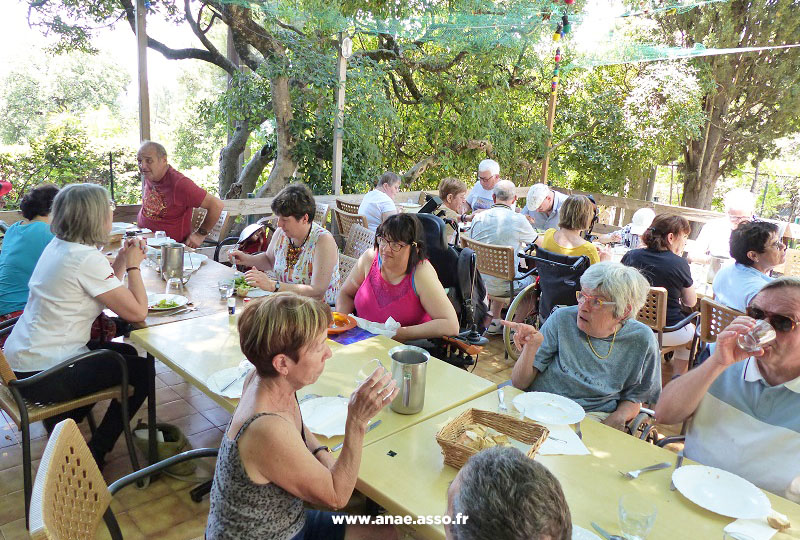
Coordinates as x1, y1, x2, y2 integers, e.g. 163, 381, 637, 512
586, 327, 619, 359
286, 225, 312, 268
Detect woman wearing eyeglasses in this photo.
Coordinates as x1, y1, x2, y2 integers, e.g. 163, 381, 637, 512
712, 220, 786, 313
505, 262, 661, 431
229, 183, 339, 304
336, 214, 459, 342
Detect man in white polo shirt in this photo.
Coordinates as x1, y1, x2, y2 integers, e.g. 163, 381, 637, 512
655, 277, 800, 497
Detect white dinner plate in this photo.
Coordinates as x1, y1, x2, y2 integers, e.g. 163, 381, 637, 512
111, 222, 135, 233
572, 525, 601, 540
206, 363, 251, 398
299, 396, 349, 438
147, 237, 176, 247
512, 392, 586, 425
183, 252, 208, 272
672, 465, 771, 519
146, 293, 189, 311
246, 288, 272, 298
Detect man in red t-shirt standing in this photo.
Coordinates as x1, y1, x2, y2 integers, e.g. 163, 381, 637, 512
136, 141, 224, 248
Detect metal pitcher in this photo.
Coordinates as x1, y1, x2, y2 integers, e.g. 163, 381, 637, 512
706, 255, 727, 284
160, 242, 191, 284
388, 345, 429, 415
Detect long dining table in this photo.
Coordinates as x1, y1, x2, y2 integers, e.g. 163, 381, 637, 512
357, 385, 800, 540
129, 313, 496, 457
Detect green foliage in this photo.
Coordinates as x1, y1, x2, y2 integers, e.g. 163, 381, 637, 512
0, 124, 140, 209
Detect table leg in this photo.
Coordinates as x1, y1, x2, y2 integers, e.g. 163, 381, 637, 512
147, 353, 158, 465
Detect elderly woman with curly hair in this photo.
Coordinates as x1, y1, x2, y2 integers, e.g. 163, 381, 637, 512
506, 262, 661, 430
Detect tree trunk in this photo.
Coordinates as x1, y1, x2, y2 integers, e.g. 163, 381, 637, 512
218, 122, 250, 198
255, 75, 297, 197
681, 92, 729, 212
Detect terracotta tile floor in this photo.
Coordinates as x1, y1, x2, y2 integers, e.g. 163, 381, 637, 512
0, 334, 681, 539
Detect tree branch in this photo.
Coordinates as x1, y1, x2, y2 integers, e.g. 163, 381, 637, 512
184, 0, 237, 75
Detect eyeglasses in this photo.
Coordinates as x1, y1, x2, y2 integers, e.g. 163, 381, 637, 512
728, 214, 752, 225
746, 306, 797, 333
767, 240, 786, 251
576, 291, 617, 309
377, 236, 408, 252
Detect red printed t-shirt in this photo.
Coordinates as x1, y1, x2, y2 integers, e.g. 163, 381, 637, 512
137, 166, 207, 242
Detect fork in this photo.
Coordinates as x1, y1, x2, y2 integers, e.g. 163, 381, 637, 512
670, 450, 684, 490
619, 461, 672, 479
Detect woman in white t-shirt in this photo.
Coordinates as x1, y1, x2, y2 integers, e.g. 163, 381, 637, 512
358, 172, 400, 231
3, 183, 150, 468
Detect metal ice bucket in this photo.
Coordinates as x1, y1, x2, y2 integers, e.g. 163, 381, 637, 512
388, 345, 429, 415
160, 242, 190, 284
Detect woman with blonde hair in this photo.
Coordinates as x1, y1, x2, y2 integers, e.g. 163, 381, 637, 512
535, 194, 610, 264
207, 293, 398, 539
3, 183, 149, 467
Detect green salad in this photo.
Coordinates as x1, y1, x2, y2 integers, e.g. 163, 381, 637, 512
153, 299, 180, 309
234, 275, 252, 296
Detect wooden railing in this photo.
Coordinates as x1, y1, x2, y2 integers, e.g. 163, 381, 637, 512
4, 187, 798, 240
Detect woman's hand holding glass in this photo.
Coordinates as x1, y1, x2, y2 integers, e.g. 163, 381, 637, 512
347, 367, 398, 430
244, 267, 274, 291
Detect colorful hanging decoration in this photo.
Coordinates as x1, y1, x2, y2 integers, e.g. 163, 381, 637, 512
552, 47, 561, 93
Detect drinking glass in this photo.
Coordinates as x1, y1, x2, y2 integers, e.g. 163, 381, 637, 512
165, 278, 183, 296
218, 279, 235, 300
737, 319, 776, 353
618, 494, 657, 540
146, 249, 159, 269
356, 358, 386, 387
155, 230, 167, 240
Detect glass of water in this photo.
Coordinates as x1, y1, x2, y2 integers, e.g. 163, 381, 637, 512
218, 279, 234, 300
618, 494, 657, 539
737, 319, 776, 353
356, 358, 386, 388
165, 278, 183, 296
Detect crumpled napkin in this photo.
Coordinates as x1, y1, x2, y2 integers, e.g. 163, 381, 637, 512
536, 423, 590, 456
723, 510, 788, 540
352, 315, 400, 338
206, 359, 252, 398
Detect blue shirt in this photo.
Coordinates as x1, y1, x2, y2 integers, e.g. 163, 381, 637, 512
0, 221, 54, 315
712, 262, 772, 312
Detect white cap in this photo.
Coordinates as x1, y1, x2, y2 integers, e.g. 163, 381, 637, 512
629, 208, 656, 235
525, 184, 550, 212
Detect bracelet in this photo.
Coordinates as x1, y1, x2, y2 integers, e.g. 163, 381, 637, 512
312, 445, 330, 456
126, 267, 140, 273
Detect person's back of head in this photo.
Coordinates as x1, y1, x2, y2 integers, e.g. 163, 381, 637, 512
375, 171, 401, 189
558, 195, 594, 231
50, 183, 111, 247
492, 180, 516, 204
447, 447, 571, 540
20, 184, 59, 221
640, 214, 690, 251
723, 188, 756, 215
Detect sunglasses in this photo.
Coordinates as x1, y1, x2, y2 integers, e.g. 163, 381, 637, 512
746, 306, 798, 333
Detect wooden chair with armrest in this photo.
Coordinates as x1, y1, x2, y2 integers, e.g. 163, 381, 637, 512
636, 286, 701, 361
0, 320, 140, 527
29, 418, 217, 539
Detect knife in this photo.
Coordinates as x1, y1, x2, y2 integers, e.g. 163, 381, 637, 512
591, 522, 623, 540
331, 420, 382, 452
670, 449, 685, 491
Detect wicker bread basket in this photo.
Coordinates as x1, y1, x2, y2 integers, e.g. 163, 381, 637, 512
435, 408, 549, 469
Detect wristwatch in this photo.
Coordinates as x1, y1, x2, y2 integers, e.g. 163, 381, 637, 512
197, 227, 210, 236
274, 281, 281, 292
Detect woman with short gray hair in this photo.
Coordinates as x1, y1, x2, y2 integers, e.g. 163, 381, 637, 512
506, 262, 660, 431
4, 183, 150, 467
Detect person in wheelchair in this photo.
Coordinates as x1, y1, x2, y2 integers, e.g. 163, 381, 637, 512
535, 194, 611, 264
506, 262, 661, 431
336, 213, 459, 342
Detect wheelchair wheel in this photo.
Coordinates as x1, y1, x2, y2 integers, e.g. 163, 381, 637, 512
503, 282, 540, 361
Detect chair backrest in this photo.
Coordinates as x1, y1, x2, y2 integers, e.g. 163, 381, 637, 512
338, 253, 358, 288
637, 287, 668, 332
0, 324, 17, 384
314, 202, 330, 227
528, 246, 591, 322
460, 236, 515, 281
699, 296, 743, 343
29, 419, 112, 540
784, 248, 800, 277
344, 224, 376, 258
336, 198, 360, 214
333, 208, 368, 239
191, 208, 232, 243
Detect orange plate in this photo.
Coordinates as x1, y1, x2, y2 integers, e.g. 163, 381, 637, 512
328, 313, 357, 334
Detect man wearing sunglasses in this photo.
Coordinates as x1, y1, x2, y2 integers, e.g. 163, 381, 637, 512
656, 277, 800, 497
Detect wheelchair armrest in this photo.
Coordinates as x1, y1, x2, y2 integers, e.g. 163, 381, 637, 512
655, 435, 685, 448
108, 447, 219, 495
663, 311, 700, 333
8, 349, 129, 389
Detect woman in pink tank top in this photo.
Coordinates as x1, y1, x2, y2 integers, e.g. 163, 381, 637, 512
336, 214, 459, 342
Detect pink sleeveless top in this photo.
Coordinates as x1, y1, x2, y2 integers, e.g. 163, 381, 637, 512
353, 254, 432, 327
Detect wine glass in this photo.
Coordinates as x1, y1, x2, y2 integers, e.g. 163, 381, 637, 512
618, 494, 657, 540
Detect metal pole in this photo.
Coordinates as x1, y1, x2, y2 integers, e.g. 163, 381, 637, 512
135, 0, 150, 142
760, 180, 768, 216
331, 33, 350, 195
109, 152, 115, 202
669, 164, 674, 205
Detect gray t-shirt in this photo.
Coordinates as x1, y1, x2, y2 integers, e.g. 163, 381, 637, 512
529, 305, 661, 413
